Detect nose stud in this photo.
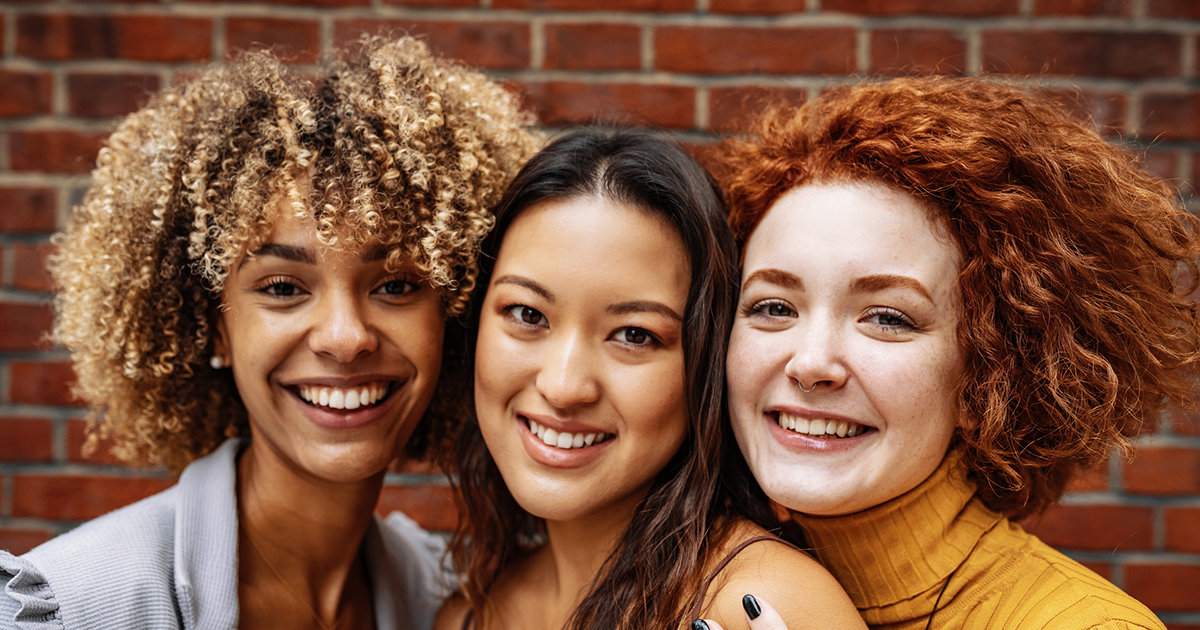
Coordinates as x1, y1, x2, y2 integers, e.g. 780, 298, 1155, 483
798, 382, 816, 393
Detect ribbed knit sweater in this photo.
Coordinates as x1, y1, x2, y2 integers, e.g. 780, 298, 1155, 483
791, 454, 1165, 630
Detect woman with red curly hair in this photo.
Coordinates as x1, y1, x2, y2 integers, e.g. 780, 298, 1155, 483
697, 77, 1198, 630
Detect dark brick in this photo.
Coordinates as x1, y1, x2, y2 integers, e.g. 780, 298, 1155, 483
0, 188, 56, 233
1141, 92, 1200, 142
1124, 446, 1200, 495
376, 484, 457, 532
18, 14, 212, 62
67, 73, 159, 118
1147, 0, 1200, 19
825, 0, 1018, 15
12, 474, 174, 521
708, 85, 806, 134
10, 361, 79, 406
11, 242, 55, 293
982, 30, 1181, 79
0, 303, 54, 351
0, 417, 53, 463
10, 130, 107, 174
1041, 88, 1127, 136
1020, 504, 1153, 551
544, 23, 641, 72
869, 29, 967, 76
334, 20, 529, 70
493, 0, 690, 9
1034, 0, 1130, 15
656, 26, 856, 75
519, 81, 694, 129
226, 18, 321, 64
1124, 563, 1200, 612
0, 529, 52, 556
710, 0, 807, 13
0, 70, 52, 117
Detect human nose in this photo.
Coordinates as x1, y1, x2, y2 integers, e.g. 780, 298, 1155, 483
535, 331, 600, 409
308, 294, 378, 363
782, 314, 849, 393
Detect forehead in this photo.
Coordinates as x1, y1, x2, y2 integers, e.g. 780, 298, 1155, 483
745, 182, 961, 290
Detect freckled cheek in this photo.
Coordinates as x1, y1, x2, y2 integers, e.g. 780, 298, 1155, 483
726, 331, 777, 409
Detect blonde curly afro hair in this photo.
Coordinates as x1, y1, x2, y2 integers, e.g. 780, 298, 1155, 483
52, 36, 538, 472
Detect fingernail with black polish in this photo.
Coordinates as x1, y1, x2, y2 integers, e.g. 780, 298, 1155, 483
742, 594, 762, 620
691, 620, 711, 630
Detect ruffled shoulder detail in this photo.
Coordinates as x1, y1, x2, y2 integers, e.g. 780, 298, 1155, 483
0, 551, 63, 629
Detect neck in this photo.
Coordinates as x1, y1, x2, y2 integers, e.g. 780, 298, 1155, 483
536, 487, 647, 623
237, 439, 383, 622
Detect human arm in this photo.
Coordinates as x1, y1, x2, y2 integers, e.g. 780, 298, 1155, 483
694, 594, 787, 630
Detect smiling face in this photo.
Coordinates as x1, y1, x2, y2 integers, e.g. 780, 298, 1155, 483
474, 196, 690, 524
727, 182, 964, 516
215, 204, 444, 484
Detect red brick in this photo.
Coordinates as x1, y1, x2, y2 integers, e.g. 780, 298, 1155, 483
1034, 0, 1130, 14
18, 14, 212, 62
12, 474, 173, 521
1165, 506, 1200, 553
10, 361, 79, 406
385, 0, 479, 5
334, 20, 529, 70
0, 417, 53, 463
544, 23, 641, 72
185, 0, 368, 6
67, 73, 159, 119
656, 26, 855, 75
1078, 560, 1111, 581
0, 303, 53, 351
710, 0, 807, 13
708, 85, 806, 134
1124, 447, 1200, 495
1148, 0, 1200, 19
375, 484, 457, 532
1020, 504, 1153, 551
1172, 405, 1200, 437
1124, 563, 1200, 612
825, 0, 1018, 15
1065, 460, 1109, 492
1041, 88, 1127, 136
519, 81, 694, 129
493, 0, 690, 9
0, 188, 56, 234
226, 18, 320, 64
0, 70, 52, 117
869, 29, 966, 76
1142, 92, 1200, 142
10, 130, 106, 174
67, 419, 127, 466
0, 529, 52, 556
982, 31, 1181, 79
11, 242, 55, 293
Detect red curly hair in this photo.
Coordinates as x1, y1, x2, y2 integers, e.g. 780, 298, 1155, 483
718, 77, 1200, 519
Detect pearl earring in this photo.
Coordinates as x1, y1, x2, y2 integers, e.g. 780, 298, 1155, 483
210, 355, 226, 370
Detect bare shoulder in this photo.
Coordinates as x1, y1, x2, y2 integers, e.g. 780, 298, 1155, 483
699, 521, 866, 630
434, 591, 470, 630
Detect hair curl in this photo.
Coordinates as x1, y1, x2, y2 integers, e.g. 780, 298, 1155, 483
717, 77, 1200, 519
51, 36, 538, 472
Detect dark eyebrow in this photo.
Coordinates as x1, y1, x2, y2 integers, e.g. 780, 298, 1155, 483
607, 300, 683, 322
850, 274, 932, 301
743, 268, 803, 291
245, 243, 316, 266
360, 245, 388, 263
493, 275, 555, 302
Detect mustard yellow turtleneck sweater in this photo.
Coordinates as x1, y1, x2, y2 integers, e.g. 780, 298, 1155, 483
791, 454, 1165, 630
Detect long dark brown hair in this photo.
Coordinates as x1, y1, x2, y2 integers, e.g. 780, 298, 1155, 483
447, 128, 766, 629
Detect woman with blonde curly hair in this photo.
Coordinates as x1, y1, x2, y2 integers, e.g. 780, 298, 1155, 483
0, 36, 535, 630
697, 77, 1197, 630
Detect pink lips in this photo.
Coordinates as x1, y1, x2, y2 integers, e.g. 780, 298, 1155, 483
517, 413, 613, 469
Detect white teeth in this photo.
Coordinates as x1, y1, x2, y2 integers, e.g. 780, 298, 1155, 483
776, 412, 864, 439
526, 419, 611, 450
298, 383, 390, 411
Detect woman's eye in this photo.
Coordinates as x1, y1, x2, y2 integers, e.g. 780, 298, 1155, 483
865, 308, 916, 332
616, 327, 653, 345
745, 299, 796, 318
259, 280, 301, 297
506, 305, 547, 327
377, 278, 417, 296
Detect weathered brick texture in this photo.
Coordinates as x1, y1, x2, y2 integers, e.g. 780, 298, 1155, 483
0, 2, 1197, 625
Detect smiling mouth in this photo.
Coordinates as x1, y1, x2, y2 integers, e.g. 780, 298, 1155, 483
297, 382, 394, 411
775, 411, 868, 439
525, 417, 612, 450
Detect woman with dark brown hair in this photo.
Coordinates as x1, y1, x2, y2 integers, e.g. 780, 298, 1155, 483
700, 77, 1197, 630
437, 128, 865, 630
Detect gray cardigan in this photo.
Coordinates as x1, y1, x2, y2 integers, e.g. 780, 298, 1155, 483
0, 439, 452, 629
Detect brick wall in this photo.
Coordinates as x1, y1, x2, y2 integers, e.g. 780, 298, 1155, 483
0, 0, 1197, 624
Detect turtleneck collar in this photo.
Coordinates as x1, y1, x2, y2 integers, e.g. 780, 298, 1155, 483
789, 451, 1003, 616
